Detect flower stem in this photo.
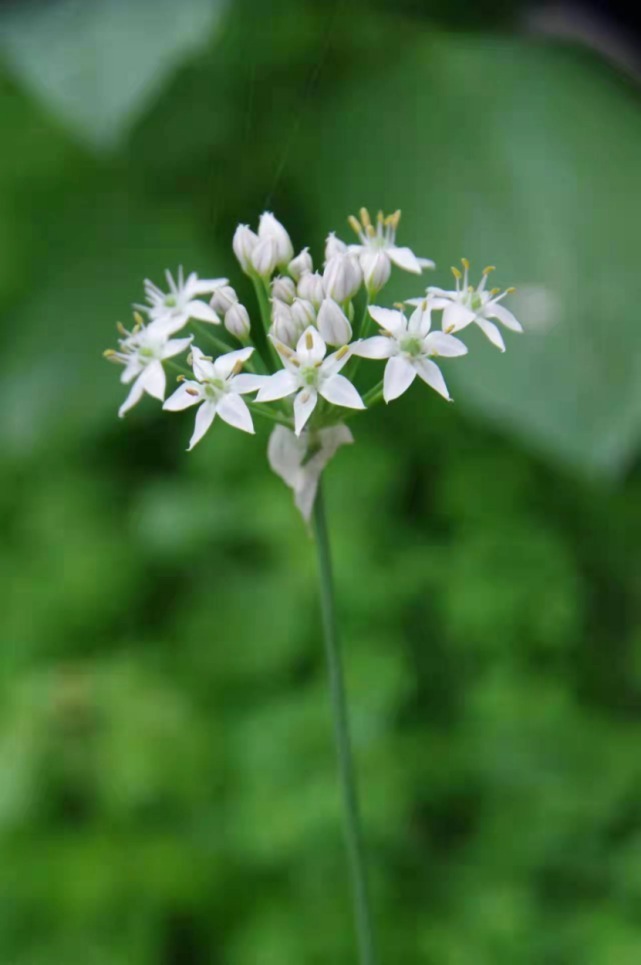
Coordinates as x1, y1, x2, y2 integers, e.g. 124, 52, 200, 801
246, 401, 292, 428
312, 483, 378, 965
250, 276, 278, 373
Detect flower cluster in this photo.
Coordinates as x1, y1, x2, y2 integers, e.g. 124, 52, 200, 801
105, 209, 522, 519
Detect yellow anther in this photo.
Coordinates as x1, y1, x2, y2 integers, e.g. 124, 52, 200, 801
506, 287, 516, 294
277, 342, 292, 357
451, 267, 462, 280
186, 387, 200, 397
365, 224, 376, 238
103, 349, 116, 358
359, 207, 372, 228
116, 321, 127, 336
177, 374, 185, 382
348, 215, 362, 235
232, 360, 244, 375
391, 209, 401, 228
133, 311, 145, 326
482, 266, 496, 275
393, 302, 405, 311
377, 210, 384, 224
490, 287, 501, 296
461, 257, 470, 271
336, 345, 350, 360
305, 331, 314, 350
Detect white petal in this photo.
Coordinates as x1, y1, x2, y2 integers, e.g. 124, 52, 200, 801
368, 306, 407, 336
190, 346, 217, 381
256, 369, 299, 402
423, 332, 468, 357
148, 313, 190, 337
118, 376, 146, 417
120, 358, 143, 384
320, 347, 353, 377
230, 373, 267, 395
294, 388, 318, 435
213, 346, 254, 379
163, 336, 194, 359
414, 357, 451, 400
442, 302, 476, 333
187, 300, 221, 324
388, 245, 423, 274
408, 305, 432, 337
418, 258, 436, 270
217, 393, 255, 434
163, 381, 203, 411
383, 356, 416, 402
188, 401, 217, 450
351, 336, 395, 359
295, 326, 326, 365
476, 318, 506, 352
190, 277, 228, 296
485, 302, 523, 332
319, 374, 365, 410
138, 361, 166, 400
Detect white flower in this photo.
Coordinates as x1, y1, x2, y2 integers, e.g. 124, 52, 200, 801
251, 236, 279, 278
270, 300, 304, 347
290, 298, 316, 329
411, 260, 522, 352
163, 346, 263, 449
256, 326, 365, 435
288, 248, 313, 280
272, 275, 297, 304
325, 232, 347, 261
297, 270, 325, 309
347, 208, 435, 291
317, 298, 352, 346
233, 224, 259, 273
352, 305, 467, 403
323, 251, 362, 303
224, 302, 251, 341
258, 212, 294, 267
107, 321, 193, 418
268, 424, 354, 522
140, 268, 226, 334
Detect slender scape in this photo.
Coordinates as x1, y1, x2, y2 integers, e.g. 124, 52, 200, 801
313, 482, 378, 965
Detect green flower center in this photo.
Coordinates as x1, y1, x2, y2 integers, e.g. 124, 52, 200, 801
164, 295, 177, 308
400, 336, 423, 358
301, 367, 319, 387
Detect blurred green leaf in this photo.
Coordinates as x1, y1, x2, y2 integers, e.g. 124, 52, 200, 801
292, 32, 641, 476
0, 0, 228, 149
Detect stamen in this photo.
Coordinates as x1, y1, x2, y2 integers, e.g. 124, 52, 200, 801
506, 287, 516, 294
103, 349, 116, 358
490, 288, 501, 296
461, 258, 470, 271
393, 302, 405, 311
451, 267, 462, 280
177, 375, 185, 382
116, 322, 127, 336
482, 266, 496, 276
133, 311, 145, 327
348, 215, 362, 235
365, 224, 376, 239
305, 331, 314, 350
359, 207, 372, 229
186, 387, 200, 397
336, 345, 350, 360
232, 360, 244, 375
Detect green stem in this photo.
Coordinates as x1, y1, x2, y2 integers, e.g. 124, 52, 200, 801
247, 401, 292, 428
190, 322, 235, 358
349, 294, 371, 384
312, 483, 378, 965
362, 380, 384, 408
250, 276, 277, 373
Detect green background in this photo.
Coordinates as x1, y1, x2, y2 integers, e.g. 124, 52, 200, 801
1, 0, 641, 961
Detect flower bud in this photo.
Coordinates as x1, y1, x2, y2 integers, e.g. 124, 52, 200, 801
317, 298, 353, 346
233, 224, 258, 273
288, 247, 313, 280
290, 298, 316, 329
297, 271, 325, 309
324, 232, 347, 262
271, 300, 304, 347
323, 253, 362, 303
361, 250, 391, 294
258, 212, 294, 267
211, 284, 238, 315
224, 302, 251, 341
251, 237, 279, 278
271, 275, 296, 304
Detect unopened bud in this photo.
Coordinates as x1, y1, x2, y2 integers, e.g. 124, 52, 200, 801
258, 212, 294, 267
233, 224, 258, 273
297, 271, 325, 309
251, 237, 279, 278
288, 247, 313, 280
317, 298, 353, 346
361, 249, 391, 294
271, 300, 304, 347
323, 252, 362, 303
290, 298, 316, 329
324, 232, 347, 262
225, 302, 251, 341
271, 275, 296, 304
211, 285, 238, 315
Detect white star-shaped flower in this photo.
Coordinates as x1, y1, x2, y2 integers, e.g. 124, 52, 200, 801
139, 267, 227, 335
256, 326, 365, 435
347, 208, 434, 291
107, 321, 193, 418
163, 346, 263, 449
352, 305, 467, 403
409, 259, 522, 352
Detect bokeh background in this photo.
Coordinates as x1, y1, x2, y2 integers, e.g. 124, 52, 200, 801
1, 0, 641, 961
